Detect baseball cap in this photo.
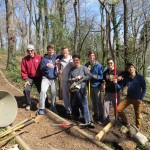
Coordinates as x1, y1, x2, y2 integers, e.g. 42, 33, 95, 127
27, 44, 35, 50
126, 63, 136, 69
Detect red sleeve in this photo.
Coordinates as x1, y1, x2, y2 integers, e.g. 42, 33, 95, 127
21, 58, 28, 80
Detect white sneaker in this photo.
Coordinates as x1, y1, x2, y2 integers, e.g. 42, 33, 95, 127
25, 105, 30, 111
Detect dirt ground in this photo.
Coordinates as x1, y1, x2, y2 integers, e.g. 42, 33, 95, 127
0, 61, 150, 150
0, 71, 104, 150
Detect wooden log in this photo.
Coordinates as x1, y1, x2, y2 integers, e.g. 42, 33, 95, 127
45, 109, 113, 150
95, 122, 113, 140
7, 126, 32, 150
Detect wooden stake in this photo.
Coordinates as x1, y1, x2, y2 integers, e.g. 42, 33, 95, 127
95, 122, 113, 140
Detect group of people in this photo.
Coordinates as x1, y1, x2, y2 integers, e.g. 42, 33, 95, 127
21, 44, 146, 130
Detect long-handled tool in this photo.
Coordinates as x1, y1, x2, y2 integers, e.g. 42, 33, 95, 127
114, 64, 118, 121
88, 65, 91, 104
0, 118, 30, 139
101, 80, 106, 121
0, 115, 43, 139
88, 80, 91, 104
51, 123, 88, 127
0, 131, 26, 148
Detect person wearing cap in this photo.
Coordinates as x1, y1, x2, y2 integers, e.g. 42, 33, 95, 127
68, 54, 97, 128
118, 63, 146, 130
38, 44, 58, 115
85, 50, 103, 123
21, 44, 43, 110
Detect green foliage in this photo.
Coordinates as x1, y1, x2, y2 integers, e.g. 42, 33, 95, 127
4, 66, 22, 85
137, 144, 150, 150
145, 82, 150, 99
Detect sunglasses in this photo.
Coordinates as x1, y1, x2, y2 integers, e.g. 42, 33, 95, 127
27, 50, 34, 53
107, 62, 113, 65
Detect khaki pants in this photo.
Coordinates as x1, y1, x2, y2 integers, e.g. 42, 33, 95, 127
118, 97, 142, 130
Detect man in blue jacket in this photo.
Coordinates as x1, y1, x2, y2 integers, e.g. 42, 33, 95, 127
38, 44, 58, 115
118, 63, 146, 130
85, 51, 103, 123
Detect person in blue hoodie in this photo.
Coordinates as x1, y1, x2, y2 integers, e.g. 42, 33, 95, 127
85, 51, 103, 123
38, 44, 58, 115
118, 63, 146, 130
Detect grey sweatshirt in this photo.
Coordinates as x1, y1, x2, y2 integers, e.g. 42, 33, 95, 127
68, 65, 94, 89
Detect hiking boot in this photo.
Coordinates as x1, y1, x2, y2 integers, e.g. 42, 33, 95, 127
25, 105, 30, 111
38, 109, 45, 115
102, 120, 110, 126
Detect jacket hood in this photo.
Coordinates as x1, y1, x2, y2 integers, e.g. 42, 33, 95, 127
43, 54, 56, 59
85, 61, 99, 66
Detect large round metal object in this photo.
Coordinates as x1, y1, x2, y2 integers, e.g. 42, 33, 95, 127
0, 90, 18, 127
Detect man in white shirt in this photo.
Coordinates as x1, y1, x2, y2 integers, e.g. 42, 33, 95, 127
58, 46, 74, 116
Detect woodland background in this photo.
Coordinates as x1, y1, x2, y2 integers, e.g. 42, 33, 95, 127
0, 0, 150, 77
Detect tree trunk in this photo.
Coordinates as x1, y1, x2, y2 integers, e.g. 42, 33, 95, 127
43, 0, 49, 49
112, 5, 120, 57
100, 5, 105, 66
35, 0, 42, 54
0, 30, 4, 50
123, 0, 128, 68
58, 0, 65, 46
5, 0, 16, 69
73, 0, 78, 53
29, 0, 32, 43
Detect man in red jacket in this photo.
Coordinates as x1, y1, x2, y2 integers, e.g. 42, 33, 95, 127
21, 44, 43, 110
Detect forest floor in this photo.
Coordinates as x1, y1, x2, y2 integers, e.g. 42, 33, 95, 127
0, 54, 150, 150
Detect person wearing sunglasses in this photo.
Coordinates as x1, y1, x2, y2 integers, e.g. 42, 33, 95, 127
21, 44, 43, 111
103, 58, 123, 125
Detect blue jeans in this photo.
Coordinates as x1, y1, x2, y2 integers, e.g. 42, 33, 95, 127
70, 89, 91, 123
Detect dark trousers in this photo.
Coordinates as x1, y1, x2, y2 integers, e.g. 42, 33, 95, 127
70, 89, 90, 123
23, 77, 49, 107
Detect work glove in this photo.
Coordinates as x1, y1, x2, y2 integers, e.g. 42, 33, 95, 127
24, 80, 30, 88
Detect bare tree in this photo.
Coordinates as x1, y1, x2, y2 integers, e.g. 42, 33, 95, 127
29, 0, 33, 43
123, 0, 128, 67
73, 0, 78, 53
5, 0, 16, 69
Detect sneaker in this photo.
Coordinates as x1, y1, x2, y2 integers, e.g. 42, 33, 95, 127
86, 121, 95, 128
38, 109, 45, 115
25, 105, 30, 111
